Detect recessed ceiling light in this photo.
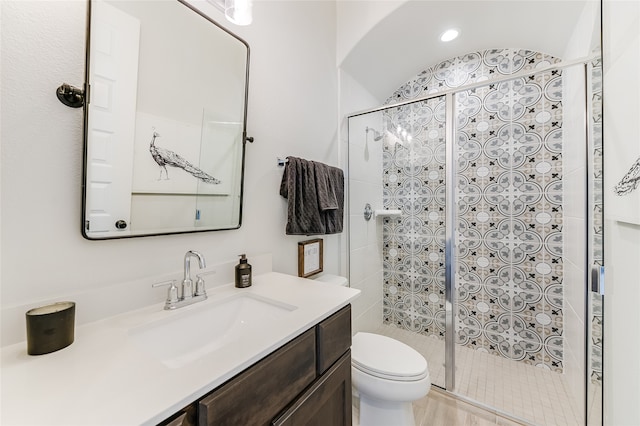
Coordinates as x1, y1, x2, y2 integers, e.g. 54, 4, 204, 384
440, 29, 460, 42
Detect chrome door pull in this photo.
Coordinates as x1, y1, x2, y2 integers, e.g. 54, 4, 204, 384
591, 264, 605, 295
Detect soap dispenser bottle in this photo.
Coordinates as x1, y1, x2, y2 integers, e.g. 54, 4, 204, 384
235, 254, 252, 288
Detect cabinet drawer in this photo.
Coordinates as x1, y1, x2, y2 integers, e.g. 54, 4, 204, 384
157, 404, 196, 426
316, 305, 351, 375
198, 328, 317, 426
272, 351, 352, 426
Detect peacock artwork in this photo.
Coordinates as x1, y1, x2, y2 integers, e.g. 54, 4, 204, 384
132, 111, 239, 196
614, 155, 640, 196
149, 129, 221, 184
611, 154, 640, 225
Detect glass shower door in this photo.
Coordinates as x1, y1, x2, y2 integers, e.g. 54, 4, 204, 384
382, 98, 451, 389
452, 70, 570, 423
451, 62, 604, 425
347, 95, 450, 389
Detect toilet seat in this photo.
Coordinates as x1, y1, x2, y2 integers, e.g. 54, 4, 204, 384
352, 332, 428, 382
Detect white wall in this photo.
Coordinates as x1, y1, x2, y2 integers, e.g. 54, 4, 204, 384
603, 1, 640, 424
0, 0, 340, 346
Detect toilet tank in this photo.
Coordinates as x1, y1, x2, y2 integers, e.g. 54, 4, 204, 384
312, 274, 348, 287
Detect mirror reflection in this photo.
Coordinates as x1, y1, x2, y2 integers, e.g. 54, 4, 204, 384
83, 0, 249, 239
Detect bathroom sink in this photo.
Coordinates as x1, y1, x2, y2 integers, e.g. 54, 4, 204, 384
128, 293, 297, 368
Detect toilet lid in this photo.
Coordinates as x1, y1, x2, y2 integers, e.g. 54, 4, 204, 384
351, 332, 429, 381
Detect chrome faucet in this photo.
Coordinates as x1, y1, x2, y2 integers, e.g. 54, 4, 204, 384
182, 250, 206, 299
153, 250, 209, 310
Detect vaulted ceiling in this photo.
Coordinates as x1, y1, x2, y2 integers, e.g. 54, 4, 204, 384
340, 1, 596, 102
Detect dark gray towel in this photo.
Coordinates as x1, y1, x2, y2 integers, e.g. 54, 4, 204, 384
314, 161, 338, 211
315, 161, 344, 234
279, 157, 344, 235
279, 157, 324, 235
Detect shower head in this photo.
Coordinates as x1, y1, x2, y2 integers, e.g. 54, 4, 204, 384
366, 126, 383, 141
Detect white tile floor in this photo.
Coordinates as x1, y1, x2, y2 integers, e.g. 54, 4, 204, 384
353, 387, 524, 426
373, 324, 585, 426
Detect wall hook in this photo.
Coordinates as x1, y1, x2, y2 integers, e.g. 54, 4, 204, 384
56, 83, 85, 108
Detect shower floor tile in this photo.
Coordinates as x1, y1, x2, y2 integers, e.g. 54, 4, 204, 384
373, 323, 583, 425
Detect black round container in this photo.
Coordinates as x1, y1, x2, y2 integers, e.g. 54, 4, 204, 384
26, 301, 75, 355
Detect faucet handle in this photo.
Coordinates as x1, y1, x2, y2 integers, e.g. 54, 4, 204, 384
194, 276, 206, 297
195, 270, 215, 297
152, 280, 179, 306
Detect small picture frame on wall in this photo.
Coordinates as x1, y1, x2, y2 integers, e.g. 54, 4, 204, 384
298, 239, 323, 278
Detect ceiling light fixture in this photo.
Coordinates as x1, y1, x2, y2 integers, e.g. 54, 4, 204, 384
207, 0, 253, 26
225, 0, 252, 25
440, 28, 459, 42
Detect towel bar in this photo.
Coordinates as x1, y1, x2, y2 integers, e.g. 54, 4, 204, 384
277, 157, 289, 167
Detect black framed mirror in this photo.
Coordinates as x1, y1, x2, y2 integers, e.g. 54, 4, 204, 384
82, 0, 250, 240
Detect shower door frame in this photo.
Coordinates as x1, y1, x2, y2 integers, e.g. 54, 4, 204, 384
444, 91, 456, 391
347, 53, 602, 423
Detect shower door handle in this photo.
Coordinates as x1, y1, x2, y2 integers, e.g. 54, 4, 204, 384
591, 264, 605, 295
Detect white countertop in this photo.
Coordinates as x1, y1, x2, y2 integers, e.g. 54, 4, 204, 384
1, 272, 360, 425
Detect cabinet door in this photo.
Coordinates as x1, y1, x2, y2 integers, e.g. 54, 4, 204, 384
272, 351, 352, 426
316, 305, 351, 375
198, 329, 317, 426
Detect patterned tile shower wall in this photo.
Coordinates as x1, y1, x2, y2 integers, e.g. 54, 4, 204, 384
382, 95, 448, 336
381, 49, 566, 372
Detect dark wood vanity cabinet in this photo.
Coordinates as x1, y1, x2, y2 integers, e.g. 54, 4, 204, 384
272, 352, 351, 426
198, 329, 318, 425
273, 305, 352, 426
158, 305, 352, 426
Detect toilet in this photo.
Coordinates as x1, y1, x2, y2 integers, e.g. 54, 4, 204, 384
312, 274, 431, 426
351, 332, 430, 426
